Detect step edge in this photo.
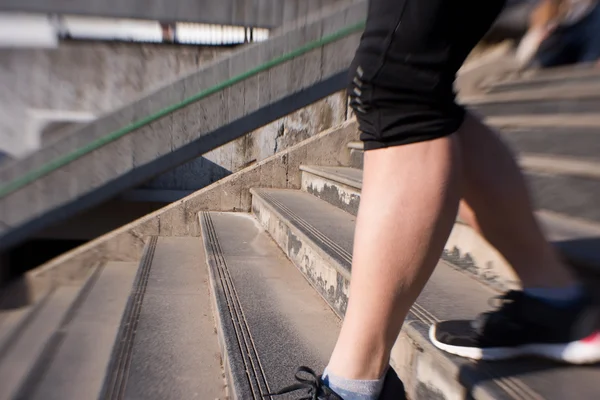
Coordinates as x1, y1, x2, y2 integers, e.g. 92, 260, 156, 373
488, 75, 600, 94
491, 67, 600, 89
250, 188, 352, 282
463, 84, 600, 105
520, 154, 600, 180
300, 165, 363, 190
538, 209, 600, 275
1, 264, 100, 400
487, 114, 600, 128
400, 306, 539, 400
295, 165, 600, 288
100, 237, 158, 400
0, 286, 54, 360
199, 211, 267, 400
251, 189, 536, 400
540, 209, 600, 236
252, 188, 521, 293
347, 141, 364, 150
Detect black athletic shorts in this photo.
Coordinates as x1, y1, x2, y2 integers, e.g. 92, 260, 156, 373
349, 0, 507, 150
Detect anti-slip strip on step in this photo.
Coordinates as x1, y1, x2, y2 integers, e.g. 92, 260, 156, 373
254, 189, 352, 267
201, 212, 271, 399
103, 236, 157, 400
252, 189, 542, 400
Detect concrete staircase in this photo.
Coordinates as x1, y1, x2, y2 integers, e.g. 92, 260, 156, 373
1, 66, 600, 399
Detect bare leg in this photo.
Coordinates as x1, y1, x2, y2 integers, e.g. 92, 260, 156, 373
326, 135, 462, 380
457, 112, 577, 287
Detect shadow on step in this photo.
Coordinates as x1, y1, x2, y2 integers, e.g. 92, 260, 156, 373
458, 357, 600, 399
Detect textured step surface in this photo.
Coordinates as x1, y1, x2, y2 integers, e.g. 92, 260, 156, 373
0, 285, 52, 361
0, 275, 93, 400
25, 261, 139, 400
199, 211, 341, 399
527, 171, 600, 224
251, 188, 600, 400
298, 163, 600, 281
539, 210, 600, 277
349, 116, 600, 162
520, 155, 600, 223
497, 126, 600, 160
103, 237, 225, 400
464, 83, 600, 116
344, 144, 600, 223
487, 64, 600, 93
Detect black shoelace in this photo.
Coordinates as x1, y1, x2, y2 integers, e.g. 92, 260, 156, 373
264, 366, 342, 400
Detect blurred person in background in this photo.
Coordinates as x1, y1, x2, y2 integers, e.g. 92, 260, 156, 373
517, 0, 600, 68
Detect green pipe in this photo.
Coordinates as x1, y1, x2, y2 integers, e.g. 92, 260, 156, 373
0, 21, 365, 199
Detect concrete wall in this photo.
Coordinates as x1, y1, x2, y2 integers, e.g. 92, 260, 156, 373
35, 91, 348, 240
143, 91, 348, 192
0, 41, 231, 157
0, 0, 348, 27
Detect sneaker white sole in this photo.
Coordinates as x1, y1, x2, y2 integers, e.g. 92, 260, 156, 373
429, 324, 600, 365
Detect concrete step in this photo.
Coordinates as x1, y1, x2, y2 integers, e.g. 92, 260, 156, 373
300, 165, 361, 215
0, 268, 97, 400
486, 64, 600, 94
523, 155, 600, 224
23, 261, 139, 400
499, 126, 600, 160
250, 188, 600, 400
538, 210, 600, 280
1, 236, 226, 400
346, 137, 600, 221
463, 83, 600, 116
350, 115, 600, 162
298, 163, 600, 288
348, 141, 364, 170
101, 236, 225, 400
485, 114, 600, 160
0, 282, 53, 356
199, 211, 341, 399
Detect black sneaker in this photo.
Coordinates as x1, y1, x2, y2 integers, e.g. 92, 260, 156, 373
264, 366, 343, 399
429, 290, 600, 364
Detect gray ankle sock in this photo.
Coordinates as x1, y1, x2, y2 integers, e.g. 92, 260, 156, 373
322, 367, 387, 400
524, 284, 584, 307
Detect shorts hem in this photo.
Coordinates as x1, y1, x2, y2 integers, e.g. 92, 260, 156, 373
362, 122, 462, 151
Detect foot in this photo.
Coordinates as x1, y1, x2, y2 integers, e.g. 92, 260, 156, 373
265, 366, 343, 399
429, 290, 600, 364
